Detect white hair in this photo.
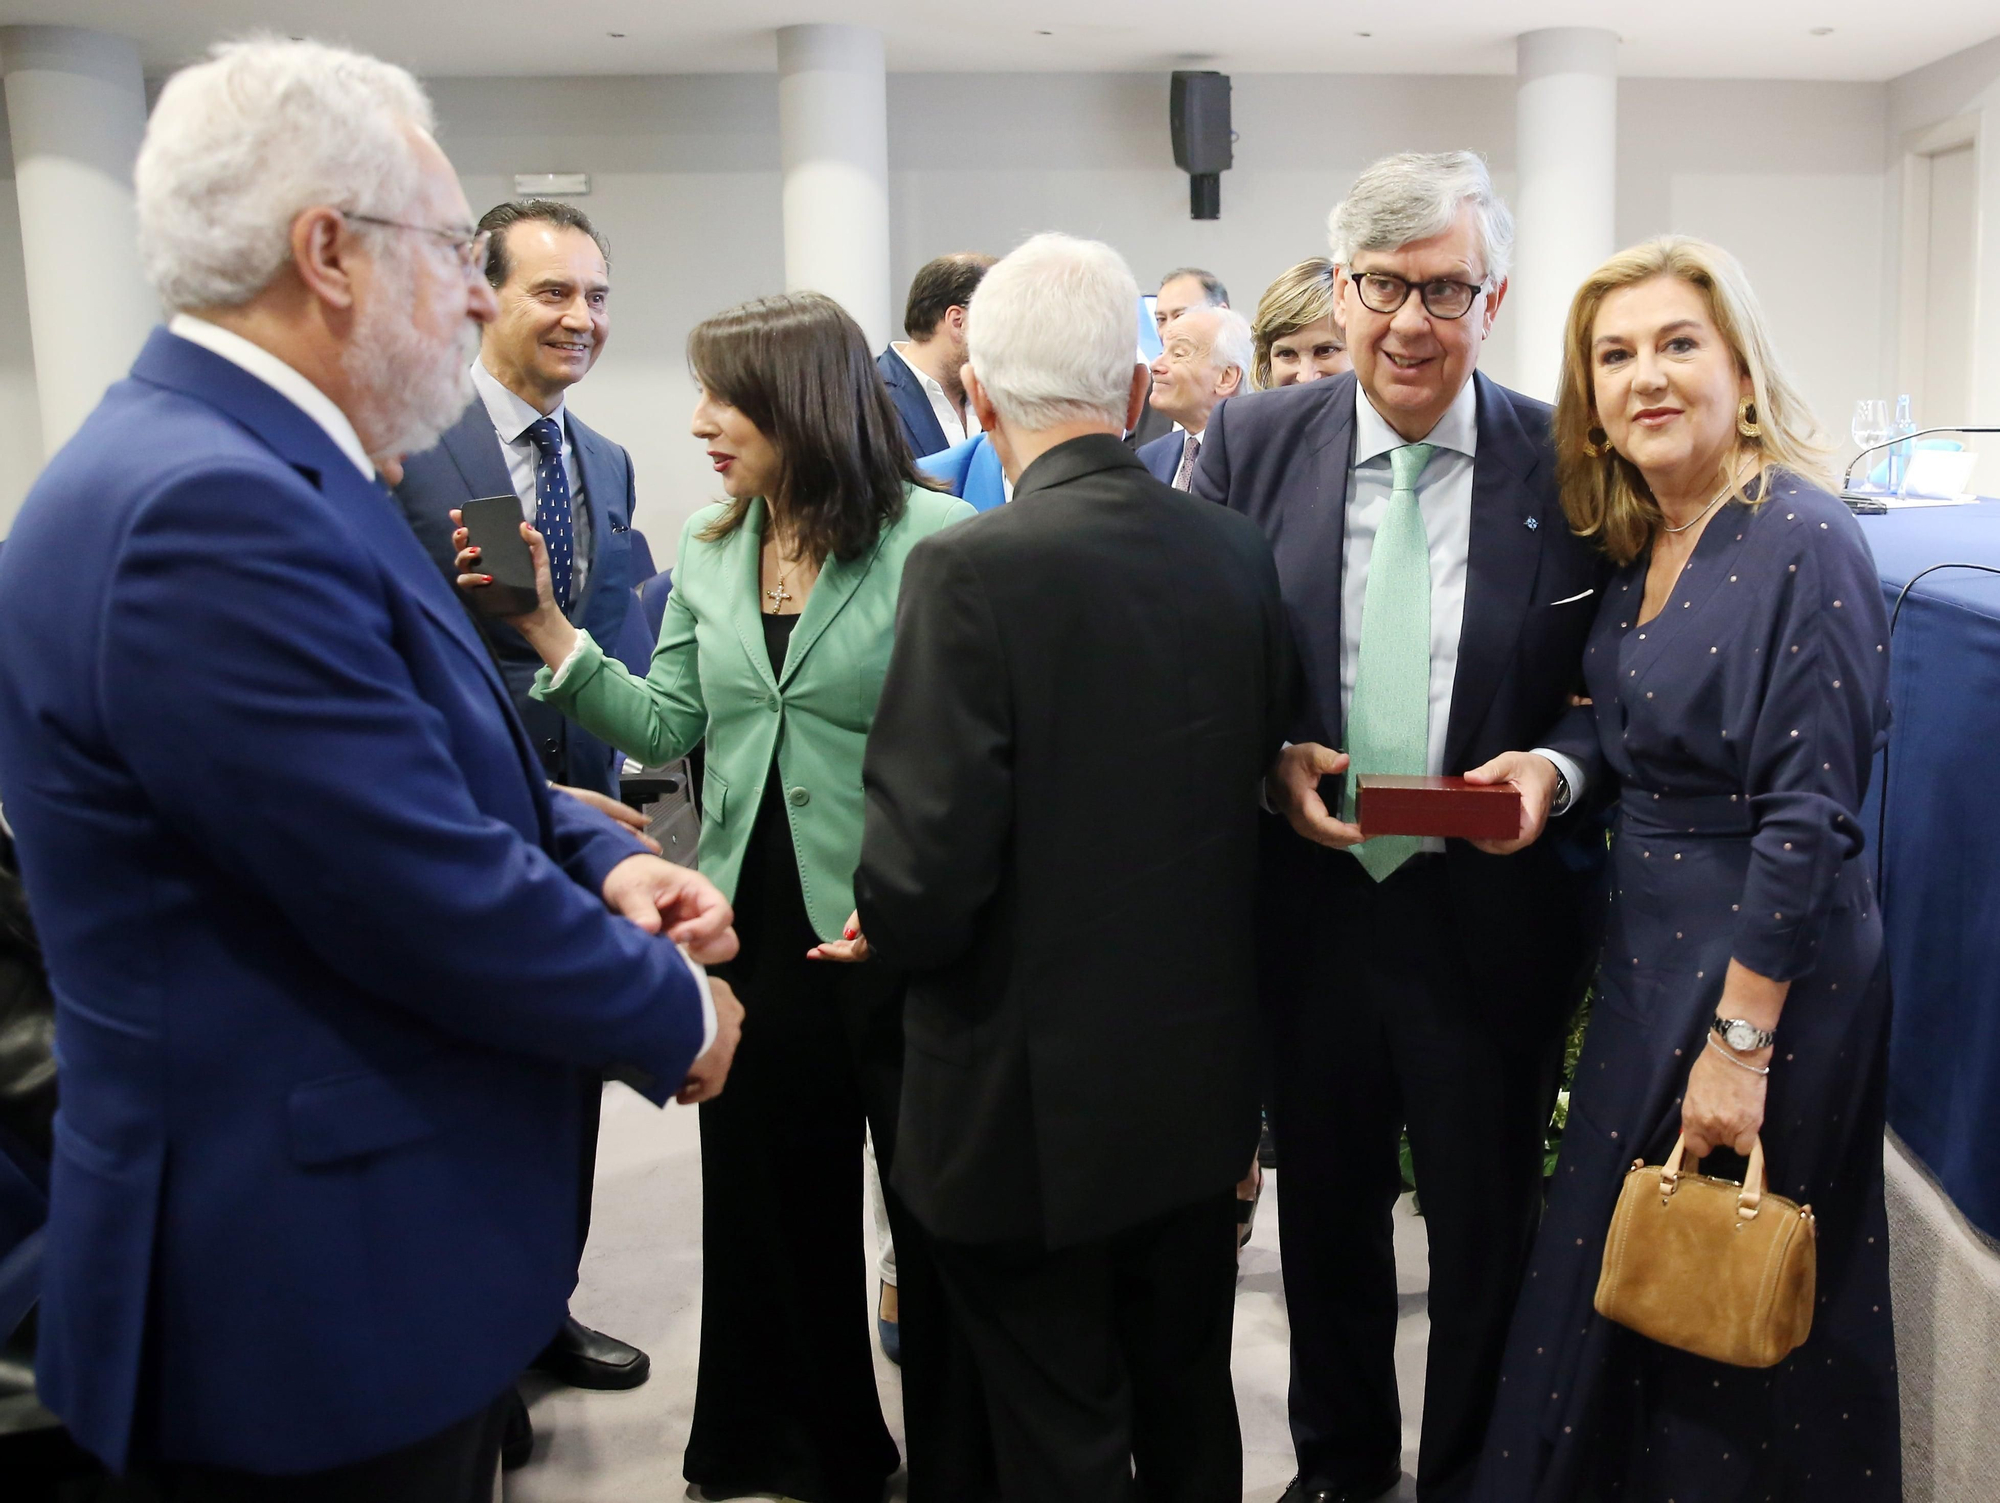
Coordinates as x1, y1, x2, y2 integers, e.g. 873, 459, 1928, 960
967, 233, 1141, 431
1327, 151, 1515, 286
1167, 305, 1253, 380
136, 38, 436, 312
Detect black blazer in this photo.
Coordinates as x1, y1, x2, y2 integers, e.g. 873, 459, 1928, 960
394, 398, 645, 795
856, 435, 1297, 1248
876, 346, 950, 459
1194, 370, 1611, 1022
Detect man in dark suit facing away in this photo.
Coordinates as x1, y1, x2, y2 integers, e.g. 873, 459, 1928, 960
877, 252, 996, 460
1192, 152, 1609, 1503
392, 199, 658, 1393
856, 232, 1296, 1503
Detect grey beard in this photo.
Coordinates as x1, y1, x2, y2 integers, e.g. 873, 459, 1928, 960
343, 282, 478, 462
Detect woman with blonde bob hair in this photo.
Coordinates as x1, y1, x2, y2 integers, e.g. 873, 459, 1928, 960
1249, 257, 1350, 389
1477, 237, 1902, 1501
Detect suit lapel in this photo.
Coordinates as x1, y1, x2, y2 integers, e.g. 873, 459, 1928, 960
1443, 372, 1546, 775
728, 498, 782, 695
782, 529, 886, 686
437, 400, 516, 501
1287, 381, 1357, 748
567, 416, 618, 622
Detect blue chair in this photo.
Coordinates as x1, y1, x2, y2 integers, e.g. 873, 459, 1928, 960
639, 568, 674, 646
625, 527, 657, 584
919, 435, 1007, 513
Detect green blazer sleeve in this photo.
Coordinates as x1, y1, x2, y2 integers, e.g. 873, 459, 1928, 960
537, 488, 975, 942
531, 521, 708, 768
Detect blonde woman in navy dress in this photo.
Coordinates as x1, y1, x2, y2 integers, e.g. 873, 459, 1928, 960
1473, 237, 1900, 1501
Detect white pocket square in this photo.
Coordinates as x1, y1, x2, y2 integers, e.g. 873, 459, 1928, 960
1549, 589, 1596, 606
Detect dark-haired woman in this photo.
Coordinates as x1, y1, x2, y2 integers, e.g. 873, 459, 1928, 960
458, 291, 974, 1503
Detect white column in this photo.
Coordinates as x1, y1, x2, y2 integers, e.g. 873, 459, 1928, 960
776, 24, 891, 351
1512, 27, 1618, 401
1, 25, 154, 459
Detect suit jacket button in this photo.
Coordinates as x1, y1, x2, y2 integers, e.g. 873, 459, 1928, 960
766, 694, 780, 711
787, 786, 810, 807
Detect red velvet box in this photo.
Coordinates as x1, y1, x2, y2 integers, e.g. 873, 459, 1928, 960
1355, 775, 1521, 841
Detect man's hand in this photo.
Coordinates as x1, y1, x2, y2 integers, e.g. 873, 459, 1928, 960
1266, 742, 1365, 849
1462, 751, 1561, 855
602, 854, 738, 964
554, 783, 661, 853
677, 976, 743, 1105
807, 910, 871, 963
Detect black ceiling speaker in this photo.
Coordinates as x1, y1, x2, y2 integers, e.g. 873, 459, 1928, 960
1170, 71, 1232, 220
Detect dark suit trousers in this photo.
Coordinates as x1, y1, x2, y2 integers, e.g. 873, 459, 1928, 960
1261, 837, 1561, 1503
931, 1191, 1241, 1503
688, 778, 978, 1503
117, 1390, 510, 1503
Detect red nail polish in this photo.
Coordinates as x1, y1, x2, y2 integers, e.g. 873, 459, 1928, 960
480, 574, 493, 584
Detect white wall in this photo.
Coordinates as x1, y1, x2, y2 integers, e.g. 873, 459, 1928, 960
0, 67, 1899, 545
1885, 33, 2000, 489
0, 102, 46, 536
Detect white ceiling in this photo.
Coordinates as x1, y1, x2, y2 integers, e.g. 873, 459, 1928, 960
2, 0, 1995, 81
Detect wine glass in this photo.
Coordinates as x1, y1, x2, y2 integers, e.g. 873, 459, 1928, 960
1852, 399, 1890, 488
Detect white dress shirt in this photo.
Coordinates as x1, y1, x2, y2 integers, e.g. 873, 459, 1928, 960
1340, 379, 1584, 847
892, 341, 981, 448
168, 315, 374, 479
470, 359, 593, 595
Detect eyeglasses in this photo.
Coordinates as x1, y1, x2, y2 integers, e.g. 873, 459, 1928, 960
346, 213, 492, 277
1350, 269, 1488, 320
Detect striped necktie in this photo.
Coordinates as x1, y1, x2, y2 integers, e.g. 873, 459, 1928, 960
1172, 432, 1202, 491
1347, 441, 1435, 882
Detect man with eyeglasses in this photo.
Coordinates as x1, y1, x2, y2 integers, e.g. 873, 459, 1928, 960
0, 39, 741, 1499
1192, 152, 1609, 1503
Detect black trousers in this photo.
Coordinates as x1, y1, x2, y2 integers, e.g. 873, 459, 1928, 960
1262, 847, 1563, 1503
687, 790, 974, 1503
932, 1191, 1241, 1503
109, 1391, 510, 1503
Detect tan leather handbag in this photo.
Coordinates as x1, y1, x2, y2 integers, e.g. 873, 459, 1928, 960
1594, 1133, 1817, 1368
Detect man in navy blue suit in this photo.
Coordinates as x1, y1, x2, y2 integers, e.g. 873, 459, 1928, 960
0, 40, 741, 1499
1193, 153, 1607, 1503
392, 198, 658, 1394
877, 252, 995, 459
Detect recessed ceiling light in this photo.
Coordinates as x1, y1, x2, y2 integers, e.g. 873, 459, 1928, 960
1809, 26, 1834, 36
1035, 29, 1052, 35
607, 31, 626, 39
1356, 31, 1373, 38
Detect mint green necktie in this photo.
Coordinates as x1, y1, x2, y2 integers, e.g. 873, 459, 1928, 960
1347, 441, 1435, 882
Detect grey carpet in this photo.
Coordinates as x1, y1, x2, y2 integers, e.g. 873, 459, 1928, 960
505, 1086, 1426, 1502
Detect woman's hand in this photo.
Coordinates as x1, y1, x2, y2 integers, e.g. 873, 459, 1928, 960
807, 911, 871, 963
449, 509, 576, 665
1463, 750, 1561, 855
1679, 1042, 1767, 1160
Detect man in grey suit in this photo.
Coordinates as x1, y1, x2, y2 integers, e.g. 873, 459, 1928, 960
393, 198, 653, 1396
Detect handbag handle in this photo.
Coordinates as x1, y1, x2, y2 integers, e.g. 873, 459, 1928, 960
1658, 1133, 1768, 1219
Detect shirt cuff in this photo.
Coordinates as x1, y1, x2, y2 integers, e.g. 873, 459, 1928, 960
1530, 748, 1587, 816
677, 943, 720, 1058
545, 629, 595, 693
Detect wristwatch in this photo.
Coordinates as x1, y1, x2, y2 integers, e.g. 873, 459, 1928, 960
1711, 1016, 1777, 1052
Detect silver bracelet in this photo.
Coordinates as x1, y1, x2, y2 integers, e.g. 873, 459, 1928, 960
1705, 1033, 1772, 1077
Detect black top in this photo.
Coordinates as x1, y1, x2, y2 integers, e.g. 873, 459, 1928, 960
855, 433, 1298, 1248
760, 609, 800, 676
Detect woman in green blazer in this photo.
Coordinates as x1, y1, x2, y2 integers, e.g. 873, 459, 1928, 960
457, 292, 973, 1503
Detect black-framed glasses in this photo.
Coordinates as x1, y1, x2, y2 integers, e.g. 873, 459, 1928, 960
346, 213, 492, 277
1350, 269, 1488, 320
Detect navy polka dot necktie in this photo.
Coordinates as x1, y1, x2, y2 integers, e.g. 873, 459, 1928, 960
525, 417, 575, 612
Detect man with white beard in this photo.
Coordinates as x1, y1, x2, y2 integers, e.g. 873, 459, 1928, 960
0, 38, 742, 1499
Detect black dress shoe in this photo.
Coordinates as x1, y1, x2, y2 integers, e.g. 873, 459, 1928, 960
529, 1313, 651, 1391
501, 1387, 533, 1471
1279, 1461, 1403, 1503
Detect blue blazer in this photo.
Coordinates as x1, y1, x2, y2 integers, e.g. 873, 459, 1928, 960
918, 433, 1008, 512
0, 329, 709, 1474
876, 345, 949, 459
395, 398, 644, 796
1137, 429, 1186, 485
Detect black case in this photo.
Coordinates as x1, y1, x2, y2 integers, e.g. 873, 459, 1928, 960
459, 494, 542, 617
